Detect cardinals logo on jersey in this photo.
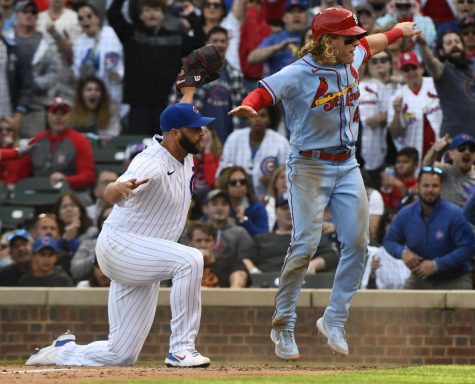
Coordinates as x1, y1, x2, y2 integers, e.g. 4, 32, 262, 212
364, 86, 377, 96
427, 91, 438, 99
311, 77, 329, 108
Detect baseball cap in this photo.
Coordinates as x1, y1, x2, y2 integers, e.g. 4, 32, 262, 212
33, 236, 59, 253
6, 229, 33, 246
160, 103, 215, 132
48, 96, 71, 113
14, 0, 38, 13
204, 189, 231, 205
275, 194, 289, 208
399, 51, 419, 68
285, 0, 309, 12
449, 134, 475, 149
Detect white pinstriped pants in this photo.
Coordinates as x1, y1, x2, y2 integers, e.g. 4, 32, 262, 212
57, 225, 204, 366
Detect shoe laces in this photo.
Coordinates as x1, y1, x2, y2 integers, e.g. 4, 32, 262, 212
280, 330, 295, 346
187, 348, 200, 357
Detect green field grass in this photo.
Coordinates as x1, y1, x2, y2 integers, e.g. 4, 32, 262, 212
82, 366, 475, 384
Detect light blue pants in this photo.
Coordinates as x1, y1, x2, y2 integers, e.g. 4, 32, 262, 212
272, 150, 369, 331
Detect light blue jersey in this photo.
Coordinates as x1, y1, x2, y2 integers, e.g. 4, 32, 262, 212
258, 44, 369, 150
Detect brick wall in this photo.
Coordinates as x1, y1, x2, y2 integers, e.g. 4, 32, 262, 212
1, 288, 474, 364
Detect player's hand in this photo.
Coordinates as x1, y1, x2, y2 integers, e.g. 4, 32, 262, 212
401, 249, 423, 270
116, 178, 149, 200
228, 105, 257, 119
413, 260, 436, 279
394, 21, 422, 38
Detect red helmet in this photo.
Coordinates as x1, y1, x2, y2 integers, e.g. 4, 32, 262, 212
311, 7, 367, 42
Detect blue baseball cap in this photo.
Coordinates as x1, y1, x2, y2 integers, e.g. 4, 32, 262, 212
7, 229, 33, 245
33, 236, 59, 253
449, 134, 475, 150
160, 103, 215, 132
285, 0, 308, 12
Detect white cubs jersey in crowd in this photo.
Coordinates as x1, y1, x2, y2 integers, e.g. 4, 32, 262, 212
105, 135, 194, 241
258, 44, 369, 150
358, 78, 391, 170
217, 128, 290, 195
388, 76, 442, 163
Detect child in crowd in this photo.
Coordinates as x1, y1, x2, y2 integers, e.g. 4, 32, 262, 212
18, 236, 73, 287
380, 147, 419, 209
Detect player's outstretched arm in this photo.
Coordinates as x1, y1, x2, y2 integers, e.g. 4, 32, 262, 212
365, 22, 421, 56
228, 105, 258, 118
104, 178, 150, 204
228, 87, 273, 118
416, 34, 444, 80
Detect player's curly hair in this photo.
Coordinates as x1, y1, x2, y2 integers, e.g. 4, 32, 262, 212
298, 34, 336, 65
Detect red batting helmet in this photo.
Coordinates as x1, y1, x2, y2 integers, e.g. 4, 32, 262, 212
311, 7, 367, 42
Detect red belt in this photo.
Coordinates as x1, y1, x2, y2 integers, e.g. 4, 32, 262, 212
299, 150, 351, 162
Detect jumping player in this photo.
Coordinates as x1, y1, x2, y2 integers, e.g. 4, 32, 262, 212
229, 8, 420, 359
25, 87, 214, 368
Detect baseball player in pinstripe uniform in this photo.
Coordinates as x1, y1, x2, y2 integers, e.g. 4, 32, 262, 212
230, 8, 420, 359
25, 87, 214, 368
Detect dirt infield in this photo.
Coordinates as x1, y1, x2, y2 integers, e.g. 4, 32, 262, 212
0, 363, 363, 384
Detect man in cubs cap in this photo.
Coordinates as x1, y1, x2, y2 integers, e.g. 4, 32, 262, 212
160, 103, 215, 132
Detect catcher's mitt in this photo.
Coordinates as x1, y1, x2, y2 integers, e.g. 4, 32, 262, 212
175, 44, 226, 93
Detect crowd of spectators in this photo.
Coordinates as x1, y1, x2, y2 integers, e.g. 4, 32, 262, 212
1, 0, 475, 290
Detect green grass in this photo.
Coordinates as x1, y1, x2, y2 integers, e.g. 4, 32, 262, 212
83, 365, 475, 384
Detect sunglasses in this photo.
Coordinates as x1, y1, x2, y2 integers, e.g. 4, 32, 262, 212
343, 36, 359, 45
457, 0, 474, 3
205, 2, 223, 8
0, 127, 13, 133
370, 57, 390, 64
395, 3, 412, 9
457, 144, 475, 153
401, 65, 418, 72
357, 10, 372, 17
228, 178, 247, 186
462, 29, 475, 36
421, 166, 443, 175
78, 13, 94, 21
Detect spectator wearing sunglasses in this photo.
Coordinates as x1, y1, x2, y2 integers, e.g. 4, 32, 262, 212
384, 165, 475, 290
247, 0, 309, 76
10, 0, 60, 138
376, 0, 436, 57
423, 133, 475, 208
216, 165, 269, 237
388, 50, 442, 165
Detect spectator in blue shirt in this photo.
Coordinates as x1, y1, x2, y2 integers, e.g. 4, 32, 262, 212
247, 0, 308, 75
384, 166, 475, 289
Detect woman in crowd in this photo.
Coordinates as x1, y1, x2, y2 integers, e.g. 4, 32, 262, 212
193, 125, 222, 202
73, 3, 124, 105
53, 192, 96, 256
264, 165, 287, 231
71, 76, 121, 140
216, 165, 268, 237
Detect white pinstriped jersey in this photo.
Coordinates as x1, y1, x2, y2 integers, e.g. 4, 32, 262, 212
358, 78, 391, 171
387, 77, 442, 163
216, 128, 290, 195
105, 136, 194, 242
258, 45, 369, 150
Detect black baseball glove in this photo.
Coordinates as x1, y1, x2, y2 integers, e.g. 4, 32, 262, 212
175, 44, 226, 93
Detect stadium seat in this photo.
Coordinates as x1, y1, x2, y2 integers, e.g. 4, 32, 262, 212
93, 147, 127, 175
5, 177, 71, 213
0, 206, 35, 231
250, 271, 335, 289
105, 135, 149, 151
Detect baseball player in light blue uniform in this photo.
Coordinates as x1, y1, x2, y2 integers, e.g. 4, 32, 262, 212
230, 8, 420, 359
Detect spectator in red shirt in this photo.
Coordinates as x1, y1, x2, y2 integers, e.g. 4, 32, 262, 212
0, 116, 31, 184
24, 97, 95, 202
380, 146, 419, 210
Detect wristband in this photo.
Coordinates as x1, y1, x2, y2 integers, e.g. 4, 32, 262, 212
242, 87, 273, 112
384, 28, 404, 45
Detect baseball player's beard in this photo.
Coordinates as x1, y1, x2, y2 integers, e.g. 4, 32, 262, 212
178, 132, 200, 155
